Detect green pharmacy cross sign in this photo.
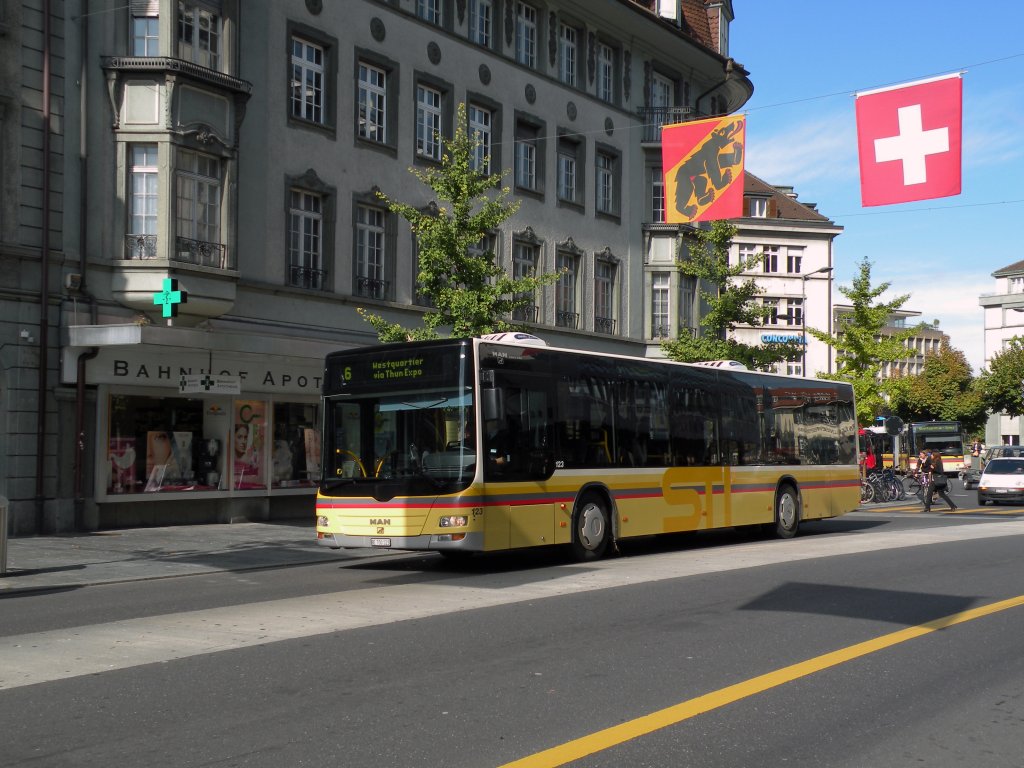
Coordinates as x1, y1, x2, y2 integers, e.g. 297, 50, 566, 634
153, 277, 187, 319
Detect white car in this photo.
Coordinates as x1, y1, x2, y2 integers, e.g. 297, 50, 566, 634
977, 457, 1024, 505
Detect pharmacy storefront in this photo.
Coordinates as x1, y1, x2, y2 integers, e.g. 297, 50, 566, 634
64, 324, 336, 528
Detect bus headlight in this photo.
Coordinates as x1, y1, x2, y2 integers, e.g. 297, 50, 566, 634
439, 515, 468, 528
317, 516, 329, 527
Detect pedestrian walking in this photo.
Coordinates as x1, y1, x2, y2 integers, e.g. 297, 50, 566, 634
922, 449, 957, 512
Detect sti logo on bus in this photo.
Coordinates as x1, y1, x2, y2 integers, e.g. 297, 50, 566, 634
370, 518, 391, 526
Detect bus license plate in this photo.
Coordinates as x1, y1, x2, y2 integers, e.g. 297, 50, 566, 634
371, 538, 391, 547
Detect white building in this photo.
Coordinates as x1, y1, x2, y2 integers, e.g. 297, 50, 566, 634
729, 173, 841, 377
980, 259, 1024, 445
832, 305, 949, 379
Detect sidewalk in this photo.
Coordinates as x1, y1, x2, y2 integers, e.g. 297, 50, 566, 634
0, 521, 380, 594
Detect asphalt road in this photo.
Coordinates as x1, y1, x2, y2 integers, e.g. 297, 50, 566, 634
3, 511, 1024, 767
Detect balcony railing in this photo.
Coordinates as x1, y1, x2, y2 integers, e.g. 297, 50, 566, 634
636, 106, 695, 142
289, 264, 328, 291
556, 311, 580, 329
175, 236, 227, 269
594, 316, 617, 335
122, 234, 229, 269
511, 304, 539, 323
124, 234, 158, 259
356, 276, 388, 300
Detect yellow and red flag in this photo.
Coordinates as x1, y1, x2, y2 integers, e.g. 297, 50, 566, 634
661, 115, 745, 224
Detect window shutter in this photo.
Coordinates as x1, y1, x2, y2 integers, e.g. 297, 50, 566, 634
130, 0, 160, 15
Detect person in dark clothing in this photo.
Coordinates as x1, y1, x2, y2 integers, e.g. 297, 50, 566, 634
922, 449, 957, 512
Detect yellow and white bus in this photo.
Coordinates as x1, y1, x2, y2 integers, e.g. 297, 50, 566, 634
315, 334, 860, 560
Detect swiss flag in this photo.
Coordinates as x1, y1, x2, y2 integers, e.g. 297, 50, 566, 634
855, 73, 962, 207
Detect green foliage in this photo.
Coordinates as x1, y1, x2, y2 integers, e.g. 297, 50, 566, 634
360, 103, 561, 341
661, 221, 802, 370
978, 337, 1024, 417
885, 344, 988, 434
807, 258, 924, 424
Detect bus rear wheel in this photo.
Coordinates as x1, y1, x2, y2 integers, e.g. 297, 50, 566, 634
774, 485, 800, 539
572, 494, 610, 560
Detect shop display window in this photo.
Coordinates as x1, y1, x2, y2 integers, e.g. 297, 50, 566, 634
105, 394, 319, 495
107, 395, 212, 494
271, 402, 321, 488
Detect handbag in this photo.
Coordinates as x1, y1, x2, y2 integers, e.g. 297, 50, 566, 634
933, 474, 948, 489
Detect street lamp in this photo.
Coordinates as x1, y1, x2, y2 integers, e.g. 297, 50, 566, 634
801, 266, 833, 376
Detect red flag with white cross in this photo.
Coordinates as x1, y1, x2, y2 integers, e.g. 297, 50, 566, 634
855, 73, 962, 207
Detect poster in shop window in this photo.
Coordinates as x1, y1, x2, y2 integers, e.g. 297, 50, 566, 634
233, 400, 267, 489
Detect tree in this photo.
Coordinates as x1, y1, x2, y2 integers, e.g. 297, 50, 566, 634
360, 103, 561, 342
886, 343, 987, 434
661, 221, 802, 369
979, 336, 1024, 417
806, 257, 923, 424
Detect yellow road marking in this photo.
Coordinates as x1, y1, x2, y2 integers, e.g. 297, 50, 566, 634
500, 594, 1024, 768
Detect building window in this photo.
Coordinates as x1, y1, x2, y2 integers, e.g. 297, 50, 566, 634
651, 166, 665, 223
750, 197, 768, 217
786, 246, 804, 274
355, 204, 387, 299
469, 0, 492, 46
652, 72, 674, 108
128, 145, 158, 259
557, 135, 583, 204
788, 298, 803, 326
679, 275, 696, 332
175, 149, 222, 267
515, 121, 539, 192
288, 189, 325, 290
468, 104, 492, 174
1010, 276, 1024, 294
290, 38, 324, 124
555, 251, 579, 329
596, 150, 618, 216
762, 245, 779, 273
512, 241, 539, 322
737, 243, 758, 268
763, 298, 780, 326
358, 61, 387, 144
177, 1, 220, 70
597, 42, 615, 103
416, 0, 442, 25
595, 258, 616, 334
515, 2, 538, 69
558, 23, 577, 87
416, 84, 443, 161
132, 13, 160, 56
651, 272, 670, 338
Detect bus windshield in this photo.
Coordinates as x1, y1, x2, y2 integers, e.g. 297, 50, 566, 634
321, 342, 475, 497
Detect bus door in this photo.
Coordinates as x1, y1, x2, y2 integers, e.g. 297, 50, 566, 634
480, 370, 557, 549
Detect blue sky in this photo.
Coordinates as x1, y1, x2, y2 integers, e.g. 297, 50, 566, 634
730, 2, 1024, 374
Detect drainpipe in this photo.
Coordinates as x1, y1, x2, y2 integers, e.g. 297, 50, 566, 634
694, 57, 734, 118
35, 0, 52, 533
73, 0, 98, 531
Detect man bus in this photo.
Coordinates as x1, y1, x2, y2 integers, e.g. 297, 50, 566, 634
315, 334, 860, 561
907, 421, 968, 475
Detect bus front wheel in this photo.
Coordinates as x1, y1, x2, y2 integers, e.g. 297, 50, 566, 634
774, 485, 800, 539
572, 494, 610, 560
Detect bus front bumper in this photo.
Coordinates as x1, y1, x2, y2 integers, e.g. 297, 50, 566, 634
316, 531, 485, 552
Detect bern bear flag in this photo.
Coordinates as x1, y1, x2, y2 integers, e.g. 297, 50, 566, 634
855, 73, 962, 207
661, 115, 745, 224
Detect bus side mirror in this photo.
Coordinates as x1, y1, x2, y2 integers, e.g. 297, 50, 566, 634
481, 388, 504, 422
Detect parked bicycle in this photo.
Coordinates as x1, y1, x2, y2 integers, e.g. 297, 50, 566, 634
862, 468, 904, 503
